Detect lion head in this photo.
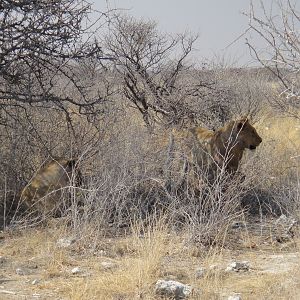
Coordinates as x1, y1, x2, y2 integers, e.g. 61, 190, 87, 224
212, 117, 262, 173
234, 118, 262, 150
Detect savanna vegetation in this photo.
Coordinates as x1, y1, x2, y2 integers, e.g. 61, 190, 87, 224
1, 0, 300, 299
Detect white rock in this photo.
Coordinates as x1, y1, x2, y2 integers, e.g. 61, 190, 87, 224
155, 279, 193, 299
99, 250, 107, 256
16, 268, 27, 275
71, 267, 82, 274
226, 261, 249, 272
32, 293, 41, 298
57, 237, 76, 248
100, 261, 117, 270
195, 267, 206, 279
31, 279, 40, 285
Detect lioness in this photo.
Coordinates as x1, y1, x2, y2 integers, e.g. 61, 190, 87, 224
166, 117, 262, 186
21, 158, 82, 216
191, 117, 262, 174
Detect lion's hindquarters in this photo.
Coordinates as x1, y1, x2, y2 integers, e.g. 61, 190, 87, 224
164, 129, 215, 191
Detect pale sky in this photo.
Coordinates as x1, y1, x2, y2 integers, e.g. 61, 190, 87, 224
94, 1, 276, 66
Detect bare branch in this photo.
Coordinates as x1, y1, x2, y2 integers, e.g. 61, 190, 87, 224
247, 0, 300, 117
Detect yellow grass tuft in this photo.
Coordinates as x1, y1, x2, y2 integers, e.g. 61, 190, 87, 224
66, 219, 176, 299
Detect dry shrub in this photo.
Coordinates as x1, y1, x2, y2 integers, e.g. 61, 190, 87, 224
3, 63, 297, 252
60, 117, 259, 248
0, 96, 121, 229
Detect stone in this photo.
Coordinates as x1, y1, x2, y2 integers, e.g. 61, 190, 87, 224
31, 279, 40, 285
100, 261, 117, 271
155, 279, 193, 299
195, 267, 206, 279
16, 268, 29, 275
57, 237, 76, 248
226, 261, 249, 272
71, 267, 82, 274
32, 293, 41, 298
98, 250, 107, 256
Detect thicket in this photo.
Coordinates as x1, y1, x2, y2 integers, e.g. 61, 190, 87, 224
1, 1, 300, 246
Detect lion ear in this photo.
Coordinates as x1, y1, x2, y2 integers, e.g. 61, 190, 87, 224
237, 118, 248, 131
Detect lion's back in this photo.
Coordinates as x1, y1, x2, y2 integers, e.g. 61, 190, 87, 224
156, 127, 215, 186
21, 159, 77, 214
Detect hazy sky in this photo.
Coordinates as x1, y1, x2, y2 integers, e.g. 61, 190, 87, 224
94, 1, 279, 66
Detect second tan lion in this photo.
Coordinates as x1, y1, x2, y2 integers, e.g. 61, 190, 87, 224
21, 158, 82, 216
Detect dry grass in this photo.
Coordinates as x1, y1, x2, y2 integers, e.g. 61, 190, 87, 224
257, 114, 300, 177
65, 220, 182, 299
1, 218, 300, 300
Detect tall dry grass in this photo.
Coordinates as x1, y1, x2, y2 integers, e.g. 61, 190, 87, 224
2, 219, 300, 299
66, 219, 177, 300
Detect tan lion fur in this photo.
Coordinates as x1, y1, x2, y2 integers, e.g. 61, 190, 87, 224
164, 117, 262, 186
191, 117, 262, 174
21, 158, 82, 215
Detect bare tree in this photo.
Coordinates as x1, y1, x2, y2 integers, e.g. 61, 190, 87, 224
105, 14, 202, 129
0, 0, 112, 115
246, 0, 300, 117
105, 14, 257, 130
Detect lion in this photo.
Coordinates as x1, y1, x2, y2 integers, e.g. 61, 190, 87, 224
164, 117, 262, 187
21, 158, 82, 216
191, 117, 262, 174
